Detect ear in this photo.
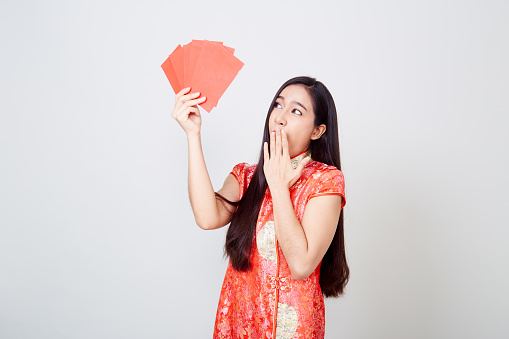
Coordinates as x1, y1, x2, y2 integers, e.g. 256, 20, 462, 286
311, 124, 326, 140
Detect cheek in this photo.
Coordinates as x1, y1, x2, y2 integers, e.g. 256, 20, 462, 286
286, 125, 314, 146
286, 132, 303, 147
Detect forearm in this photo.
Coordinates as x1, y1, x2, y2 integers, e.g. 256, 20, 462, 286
271, 187, 311, 280
186, 133, 221, 229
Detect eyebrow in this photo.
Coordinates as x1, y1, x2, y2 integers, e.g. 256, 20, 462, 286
277, 95, 308, 112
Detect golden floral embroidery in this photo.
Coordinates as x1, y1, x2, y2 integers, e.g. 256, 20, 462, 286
257, 221, 276, 262
276, 303, 298, 339
290, 150, 311, 169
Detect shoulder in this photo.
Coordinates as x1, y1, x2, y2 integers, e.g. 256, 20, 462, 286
231, 162, 256, 179
302, 160, 346, 208
303, 160, 344, 182
230, 162, 257, 199
230, 162, 257, 183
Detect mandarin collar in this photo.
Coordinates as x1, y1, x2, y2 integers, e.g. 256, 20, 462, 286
290, 150, 312, 169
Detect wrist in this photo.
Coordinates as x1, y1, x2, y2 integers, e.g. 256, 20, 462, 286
269, 184, 290, 198
186, 131, 201, 142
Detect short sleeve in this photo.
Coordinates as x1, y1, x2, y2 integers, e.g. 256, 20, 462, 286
307, 168, 346, 210
230, 162, 250, 200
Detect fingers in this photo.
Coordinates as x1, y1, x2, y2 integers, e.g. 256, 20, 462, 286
191, 106, 201, 116
172, 96, 206, 118
296, 156, 311, 173
176, 87, 192, 98
263, 142, 269, 166
189, 106, 200, 116
176, 105, 199, 122
171, 88, 203, 134
275, 128, 282, 158
174, 102, 201, 122
174, 87, 204, 110
180, 92, 202, 102
177, 92, 205, 107
270, 130, 276, 160
281, 129, 289, 160
183, 96, 206, 107
269, 128, 286, 164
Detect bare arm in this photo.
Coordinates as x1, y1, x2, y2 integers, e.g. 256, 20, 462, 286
264, 128, 342, 279
172, 88, 240, 230
271, 189, 342, 280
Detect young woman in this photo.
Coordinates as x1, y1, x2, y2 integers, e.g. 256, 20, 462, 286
171, 76, 348, 338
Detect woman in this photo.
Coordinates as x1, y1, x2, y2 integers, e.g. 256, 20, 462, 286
171, 76, 348, 338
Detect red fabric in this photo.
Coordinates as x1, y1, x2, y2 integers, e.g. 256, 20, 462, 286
214, 160, 345, 339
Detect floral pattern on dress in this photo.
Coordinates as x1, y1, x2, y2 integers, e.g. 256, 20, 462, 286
276, 303, 298, 339
257, 221, 277, 263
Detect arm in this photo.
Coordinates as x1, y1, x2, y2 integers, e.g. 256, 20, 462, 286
264, 128, 342, 279
271, 189, 342, 280
172, 88, 240, 230
187, 134, 240, 230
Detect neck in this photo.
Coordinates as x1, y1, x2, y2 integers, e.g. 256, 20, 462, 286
290, 150, 312, 169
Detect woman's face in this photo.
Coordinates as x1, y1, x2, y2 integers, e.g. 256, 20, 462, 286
268, 84, 326, 158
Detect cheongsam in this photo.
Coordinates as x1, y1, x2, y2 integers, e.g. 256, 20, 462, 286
214, 152, 346, 339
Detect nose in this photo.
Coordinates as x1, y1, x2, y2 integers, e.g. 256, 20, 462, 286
274, 110, 287, 127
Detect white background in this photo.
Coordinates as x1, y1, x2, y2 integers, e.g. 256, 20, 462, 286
1, 0, 508, 338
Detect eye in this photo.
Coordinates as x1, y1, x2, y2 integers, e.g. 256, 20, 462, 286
292, 109, 302, 116
274, 102, 282, 109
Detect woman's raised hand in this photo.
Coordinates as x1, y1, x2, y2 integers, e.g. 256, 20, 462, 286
171, 87, 207, 135
263, 128, 311, 191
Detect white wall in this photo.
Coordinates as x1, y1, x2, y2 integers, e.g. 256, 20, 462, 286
1, 0, 508, 338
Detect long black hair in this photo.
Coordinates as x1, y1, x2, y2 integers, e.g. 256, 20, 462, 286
220, 76, 349, 297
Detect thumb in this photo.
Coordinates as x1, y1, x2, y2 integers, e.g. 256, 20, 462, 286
294, 156, 311, 178
297, 156, 311, 172
290, 156, 310, 188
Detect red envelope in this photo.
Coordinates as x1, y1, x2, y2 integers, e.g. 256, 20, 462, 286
185, 40, 204, 89
169, 45, 185, 91
161, 40, 244, 113
161, 45, 181, 93
183, 42, 192, 88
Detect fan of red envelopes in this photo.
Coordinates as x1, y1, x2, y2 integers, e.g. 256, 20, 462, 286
161, 40, 244, 113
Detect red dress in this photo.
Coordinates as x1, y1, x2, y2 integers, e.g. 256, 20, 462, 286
214, 153, 346, 339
